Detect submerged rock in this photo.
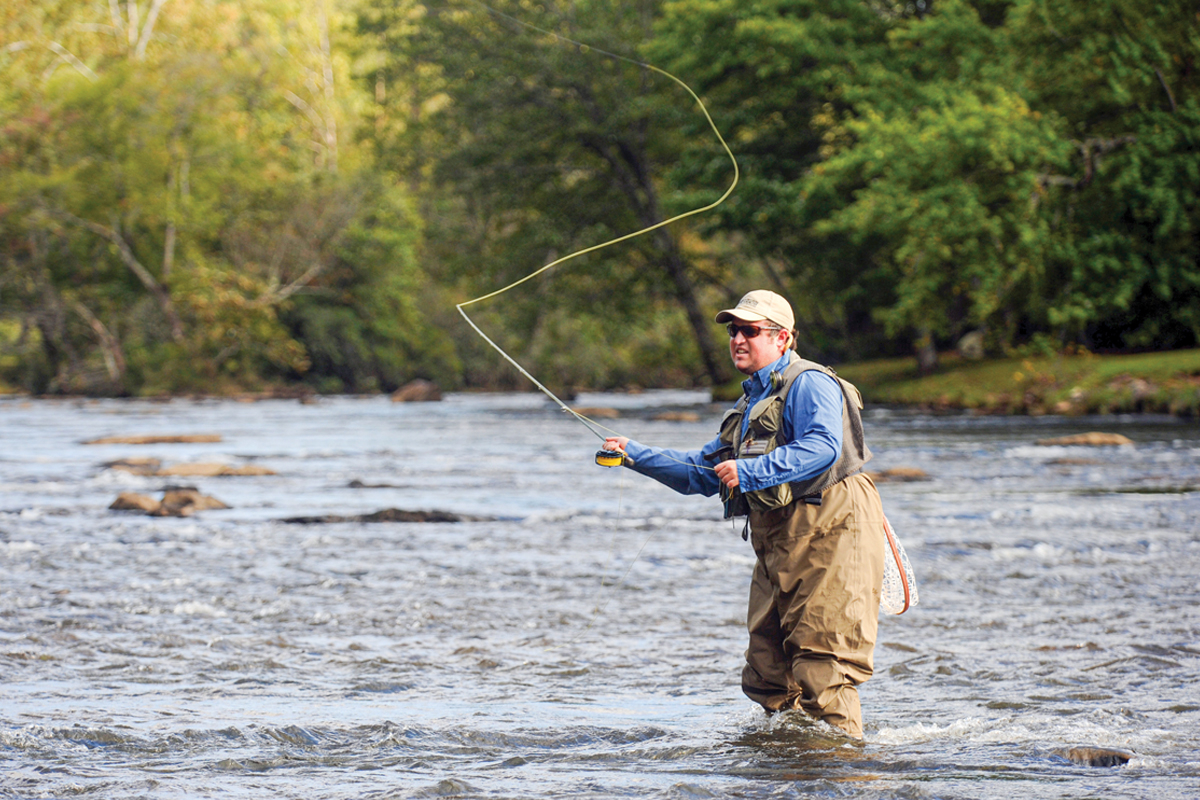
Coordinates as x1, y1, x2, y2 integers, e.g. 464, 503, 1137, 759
104, 458, 163, 476
866, 467, 930, 483
1035, 432, 1134, 446
391, 380, 442, 402
84, 434, 222, 445
570, 406, 619, 419
103, 459, 273, 477
653, 410, 701, 422
1061, 746, 1133, 767
155, 463, 276, 477
108, 492, 160, 513
281, 508, 486, 524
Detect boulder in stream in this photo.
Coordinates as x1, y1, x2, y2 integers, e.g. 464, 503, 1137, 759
1060, 746, 1133, 767
391, 380, 442, 402
155, 488, 230, 516
109, 492, 161, 513
109, 487, 229, 517
1036, 432, 1134, 446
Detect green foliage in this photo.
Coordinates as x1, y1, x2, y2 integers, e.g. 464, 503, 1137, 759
283, 182, 457, 392
2, 0, 1197, 398
359, 0, 740, 388
0, 0, 430, 395
652, 0, 1200, 360
1010, 0, 1200, 351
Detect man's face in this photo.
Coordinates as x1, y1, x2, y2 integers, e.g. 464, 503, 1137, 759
728, 317, 787, 375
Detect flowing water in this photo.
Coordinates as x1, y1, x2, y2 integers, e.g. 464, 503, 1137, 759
2, 392, 1198, 799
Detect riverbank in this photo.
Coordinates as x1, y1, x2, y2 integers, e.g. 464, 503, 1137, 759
5, 349, 1199, 417
834, 348, 1200, 417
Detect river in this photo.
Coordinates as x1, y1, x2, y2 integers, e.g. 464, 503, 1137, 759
1, 392, 1198, 799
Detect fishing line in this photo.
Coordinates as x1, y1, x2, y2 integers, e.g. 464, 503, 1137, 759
448, 2, 738, 648
454, 0, 739, 457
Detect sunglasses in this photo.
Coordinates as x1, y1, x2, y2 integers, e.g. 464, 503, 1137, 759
726, 323, 781, 339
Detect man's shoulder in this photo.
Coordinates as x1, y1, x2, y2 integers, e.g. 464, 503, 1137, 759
784, 355, 835, 376
784, 365, 844, 407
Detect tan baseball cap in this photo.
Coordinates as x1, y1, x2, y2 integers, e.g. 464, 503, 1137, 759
714, 290, 795, 331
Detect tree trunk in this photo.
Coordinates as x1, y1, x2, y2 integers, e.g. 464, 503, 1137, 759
654, 227, 729, 385
915, 326, 938, 375
70, 299, 127, 388
51, 209, 185, 341
582, 130, 730, 386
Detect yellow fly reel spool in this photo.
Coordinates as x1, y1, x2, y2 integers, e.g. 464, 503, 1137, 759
595, 449, 631, 468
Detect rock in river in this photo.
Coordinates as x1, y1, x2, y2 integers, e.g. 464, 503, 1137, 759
1061, 747, 1133, 767
866, 467, 930, 483
1036, 432, 1134, 446
391, 380, 442, 402
109, 492, 161, 513
155, 463, 276, 477
85, 434, 222, 445
109, 488, 229, 517
282, 508, 485, 524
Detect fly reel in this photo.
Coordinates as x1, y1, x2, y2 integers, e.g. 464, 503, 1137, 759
595, 449, 632, 468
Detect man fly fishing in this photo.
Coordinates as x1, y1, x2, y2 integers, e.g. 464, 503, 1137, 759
603, 289, 886, 738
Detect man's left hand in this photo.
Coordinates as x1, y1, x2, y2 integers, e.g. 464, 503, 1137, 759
714, 459, 739, 489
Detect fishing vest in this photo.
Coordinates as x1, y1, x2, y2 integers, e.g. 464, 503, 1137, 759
717, 354, 872, 518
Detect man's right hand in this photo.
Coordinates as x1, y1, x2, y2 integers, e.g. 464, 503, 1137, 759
603, 436, 629, 452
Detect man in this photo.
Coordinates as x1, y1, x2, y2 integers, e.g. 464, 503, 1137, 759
603, 289, 885, 738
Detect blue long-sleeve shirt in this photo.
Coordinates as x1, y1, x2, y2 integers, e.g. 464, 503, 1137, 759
623, 351, 843, 497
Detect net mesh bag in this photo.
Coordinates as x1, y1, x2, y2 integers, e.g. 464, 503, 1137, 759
880, 515, 919, 615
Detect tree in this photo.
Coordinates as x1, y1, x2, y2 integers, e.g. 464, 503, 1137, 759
0, 0, 433, 393
360, 0, 739, 390
649, 0, 898, 360
651, 0, 1199, 359
1010, 0, 1200, 350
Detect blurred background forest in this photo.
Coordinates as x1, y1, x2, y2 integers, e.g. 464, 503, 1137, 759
2, 0, 1197, 396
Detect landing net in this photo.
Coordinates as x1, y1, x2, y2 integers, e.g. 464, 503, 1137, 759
881, 515, 919, 615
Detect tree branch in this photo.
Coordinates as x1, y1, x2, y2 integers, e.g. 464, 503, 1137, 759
1155, 67, 1178, 113
1037, 135, 1138, 190
252, 262, 327, 306
69, 298, 126, 384
126, 0, 140, 50
135, 0, 170, 60
50, 208, 185, 341
46, 42, 98, 82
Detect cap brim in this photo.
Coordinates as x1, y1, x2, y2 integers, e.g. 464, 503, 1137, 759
714, 308, 770, 324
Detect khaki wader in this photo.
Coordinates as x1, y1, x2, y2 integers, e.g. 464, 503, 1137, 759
740, 472, 886, 737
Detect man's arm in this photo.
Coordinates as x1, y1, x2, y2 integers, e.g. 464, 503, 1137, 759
603, 436, 724, 497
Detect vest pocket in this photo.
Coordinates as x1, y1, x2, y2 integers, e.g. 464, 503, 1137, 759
748, 395, 784, 438
745, 481, 794, 512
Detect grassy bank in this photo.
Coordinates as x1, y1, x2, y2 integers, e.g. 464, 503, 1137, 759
834, 349, 1200, 417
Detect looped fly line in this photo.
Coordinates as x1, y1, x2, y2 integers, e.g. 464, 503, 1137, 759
454, 2, 740, 444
